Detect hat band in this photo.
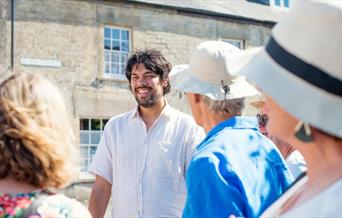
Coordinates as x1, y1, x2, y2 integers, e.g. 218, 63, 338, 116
266, 36, 342, 97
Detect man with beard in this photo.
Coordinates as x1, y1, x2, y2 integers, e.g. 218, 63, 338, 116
88, 49, 205, 218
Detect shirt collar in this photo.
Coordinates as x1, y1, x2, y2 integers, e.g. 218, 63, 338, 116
129, 100, 173, 120
197, 116, 259, 150
206, 116, 259, 139
129, 106, 140, 119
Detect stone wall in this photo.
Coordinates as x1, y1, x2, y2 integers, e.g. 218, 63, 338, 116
0, 0, 273, 214
0, 0, 8, 74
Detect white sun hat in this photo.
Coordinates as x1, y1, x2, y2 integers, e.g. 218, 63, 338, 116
170, 41, 259, 101
230, 1, 342, 138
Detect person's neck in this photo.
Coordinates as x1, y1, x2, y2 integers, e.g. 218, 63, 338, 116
269, 135, 296, 159
139, 98, 166, 131
201, 109, 234, 133
295, 134, 342, 202
0, 177, 40, 193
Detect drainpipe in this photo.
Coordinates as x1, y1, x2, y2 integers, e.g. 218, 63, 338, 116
10, 0, 15, 70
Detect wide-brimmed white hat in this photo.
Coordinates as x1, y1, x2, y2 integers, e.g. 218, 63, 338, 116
230, 1, 342, 138
170, 41, 259, 101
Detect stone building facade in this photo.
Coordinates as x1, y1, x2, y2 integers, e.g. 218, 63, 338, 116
0, 0, 286, 215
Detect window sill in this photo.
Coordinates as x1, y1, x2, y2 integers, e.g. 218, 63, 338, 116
98, 74, 127, 82
92, 75, 130, 89
76, 172, 95, 183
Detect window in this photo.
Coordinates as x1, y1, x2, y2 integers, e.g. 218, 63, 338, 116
247, 0, 289, 7
270, 0, 290, 7
104, 26, 131, 78
221, 38, 244, 49
80, 118, 109, 172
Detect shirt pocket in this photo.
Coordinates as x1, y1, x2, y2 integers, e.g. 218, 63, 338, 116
156, 141, 183, 176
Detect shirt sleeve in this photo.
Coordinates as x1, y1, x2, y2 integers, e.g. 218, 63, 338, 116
286, 150, 307, 179
89, 122, 113, 184
184, 124, 205, 172
37, 194, 92, 218
183, 156, 245, 218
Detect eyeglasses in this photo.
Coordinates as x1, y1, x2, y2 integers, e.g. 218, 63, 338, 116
257, 113, 269, 128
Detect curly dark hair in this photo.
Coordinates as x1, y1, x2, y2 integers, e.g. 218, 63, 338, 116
125, 49, 172, 94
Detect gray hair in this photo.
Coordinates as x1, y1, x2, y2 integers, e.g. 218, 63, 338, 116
202, 95, 245, 116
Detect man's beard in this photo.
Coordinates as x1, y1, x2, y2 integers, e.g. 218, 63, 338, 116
134, 88, 163, 108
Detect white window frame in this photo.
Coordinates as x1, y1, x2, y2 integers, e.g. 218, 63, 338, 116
270, 0, 289, 7
220, 38, 245, 50
103, 26, 131, 80
79, 118, 109, 179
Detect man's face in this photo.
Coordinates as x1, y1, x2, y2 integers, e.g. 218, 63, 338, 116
130, 64, 167, 108
186, 93, 204, 128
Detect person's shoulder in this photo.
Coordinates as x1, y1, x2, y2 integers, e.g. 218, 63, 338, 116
40, 194, 91, 217
283, 179, 342, 217
167, 106, 197, 124
110, 109, 135, 121
105, 109, 136, 127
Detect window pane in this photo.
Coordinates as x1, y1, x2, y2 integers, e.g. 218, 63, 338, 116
80, 147, 89, 158
121, 41, 129, 52
120, 64, 126, 75
80, 119, 89, 130
232, 41, 241, 49
91, 119, 101, 130
102, 119, 109, 130
111, 63, 119, 74
121, 30, 129, 40
105, 63, 110, 74
275, 0, 281, 6
105, 51, 111, 62
112, 29, 120, 39
80, 158, 88, 172
120, 53, 128, 65
90, 146, 97, 159
112, 52, 119, 63
80, 131, 90, 144
103, 27, 131, 75
104, 27, 111, 38
91, 132, 101, 144
223, 39, 243, 49
112, 40, 120, 51
104, 39, 111, 50
284, 0, 289, 7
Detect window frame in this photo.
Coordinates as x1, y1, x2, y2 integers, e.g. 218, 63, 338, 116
79, 118, 109, 179
220, 37, 245, 50
270, 0, 290, 7
103, 26, 132, 81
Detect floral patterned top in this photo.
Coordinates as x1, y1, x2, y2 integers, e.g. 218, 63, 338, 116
0, 190, 91, 218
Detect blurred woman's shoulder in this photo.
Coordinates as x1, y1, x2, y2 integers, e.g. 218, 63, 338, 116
283, 178, 342, 217
0, 190, 92, 218
38, 193, 92, 218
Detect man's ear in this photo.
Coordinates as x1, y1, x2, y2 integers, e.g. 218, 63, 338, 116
162, 79, 168, 88
193, 93, 201, 103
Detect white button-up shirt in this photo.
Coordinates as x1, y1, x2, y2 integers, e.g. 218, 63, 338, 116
90, 104, 205, 217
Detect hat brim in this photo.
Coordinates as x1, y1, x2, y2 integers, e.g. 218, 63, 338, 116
234, 48, 342, 138
170, 65, 259, 101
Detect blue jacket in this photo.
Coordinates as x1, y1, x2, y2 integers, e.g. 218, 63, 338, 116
183, 116, 293, 218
